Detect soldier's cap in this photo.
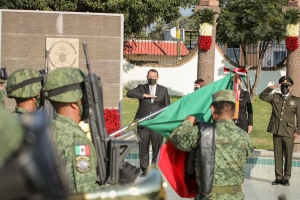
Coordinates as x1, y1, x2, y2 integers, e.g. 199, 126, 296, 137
279, 76, 293, 86
212, 89, 236, 103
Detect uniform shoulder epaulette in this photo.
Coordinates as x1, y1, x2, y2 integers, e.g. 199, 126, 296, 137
291, 95, 300, 99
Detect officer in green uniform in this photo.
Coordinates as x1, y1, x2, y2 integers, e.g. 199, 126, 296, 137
169, 90, 253, 200
6, 68, 43, 116
259, 76, 300, 186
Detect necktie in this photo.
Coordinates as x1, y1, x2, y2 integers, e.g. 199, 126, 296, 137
283, 95, 286, 99
150, 87, 155, 103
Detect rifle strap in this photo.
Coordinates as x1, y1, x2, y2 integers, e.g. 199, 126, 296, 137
6, 76, 44, 93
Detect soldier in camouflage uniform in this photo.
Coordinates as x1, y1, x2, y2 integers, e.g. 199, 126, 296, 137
44, 67, 139, 193
43, 67, 99, 193
169, 90, 253, 200
6, 68, 43, 116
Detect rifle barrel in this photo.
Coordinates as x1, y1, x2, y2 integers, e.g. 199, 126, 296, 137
110, 106, 169, 137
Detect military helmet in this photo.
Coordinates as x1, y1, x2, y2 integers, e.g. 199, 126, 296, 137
6, 69, 43, 98
0, 67, 8, 83
44, 67, 85, 103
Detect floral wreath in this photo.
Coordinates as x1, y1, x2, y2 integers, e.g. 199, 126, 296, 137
285, 9, 300, 51
192, 8, 217, 51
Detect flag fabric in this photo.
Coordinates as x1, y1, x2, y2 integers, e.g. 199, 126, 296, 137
75, 145, 90, 156
157, 140, 198, 198
140, 74, 233, 138
142, 74, 233, 198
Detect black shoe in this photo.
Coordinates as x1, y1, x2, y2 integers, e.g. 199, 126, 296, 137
272, 179, 282, 185
281, 180, 290, 186
140, 171, 147, 177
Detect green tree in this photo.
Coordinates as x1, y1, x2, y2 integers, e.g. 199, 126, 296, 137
0, 0, 198, 36
216, 0, 289, 100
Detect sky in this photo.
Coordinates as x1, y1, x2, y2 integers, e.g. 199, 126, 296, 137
180, 7, 193, 16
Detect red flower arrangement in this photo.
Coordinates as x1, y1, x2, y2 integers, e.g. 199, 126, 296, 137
104, 108, 122, 137
199, 36, 212, 51
286, 36, 299, 51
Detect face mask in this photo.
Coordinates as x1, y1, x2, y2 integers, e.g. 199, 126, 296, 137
35, 95, 41, 109
281, 85, 289, 95
148, 78, 157, 85
77, 99, 89, 120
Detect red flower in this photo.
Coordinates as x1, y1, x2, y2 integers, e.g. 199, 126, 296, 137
104, 108, 122, 137
199, 36, 212, 51
286, 36, 299, 51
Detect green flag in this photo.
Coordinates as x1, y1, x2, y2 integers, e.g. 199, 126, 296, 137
140, 74, 233, 138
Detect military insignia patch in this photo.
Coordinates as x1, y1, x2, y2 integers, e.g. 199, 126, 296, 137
290, 101, 296, 106
75, 156, 90, 172
75, 145, 90, 156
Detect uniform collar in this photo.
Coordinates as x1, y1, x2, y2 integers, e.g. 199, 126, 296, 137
216, 119, 235, 124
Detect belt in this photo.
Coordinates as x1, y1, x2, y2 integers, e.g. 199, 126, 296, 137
211, 185, 242, 194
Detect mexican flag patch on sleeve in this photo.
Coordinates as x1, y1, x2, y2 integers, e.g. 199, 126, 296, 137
75, 145, 90, 156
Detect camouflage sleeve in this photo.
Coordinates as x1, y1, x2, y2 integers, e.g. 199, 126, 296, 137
244, 134, 254, 158
259, 87, 274, 103
169, 120, 199, 151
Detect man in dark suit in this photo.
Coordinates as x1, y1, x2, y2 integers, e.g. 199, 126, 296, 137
259, 76, 300, 186
127, 69, 170, 177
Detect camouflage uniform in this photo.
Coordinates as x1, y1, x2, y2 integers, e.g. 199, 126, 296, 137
44, 67, 99, 193
169, 90, 253, 200
6, 68, 42, 116
0, 78, 6, 107
0, 108, 23, 168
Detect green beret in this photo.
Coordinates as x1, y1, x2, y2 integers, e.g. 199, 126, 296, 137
212, 90, 236, 103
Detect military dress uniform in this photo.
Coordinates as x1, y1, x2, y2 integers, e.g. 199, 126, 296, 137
51, 114, 99, 192
169, 90, 253, 200
259, 76, 300, 183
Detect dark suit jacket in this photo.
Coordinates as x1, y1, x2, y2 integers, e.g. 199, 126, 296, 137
127, 84, 170, 120
236, 90, 253, 126
259, 87, 300, 138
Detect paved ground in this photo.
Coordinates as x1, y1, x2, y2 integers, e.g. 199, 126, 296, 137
164, 175, 300, 200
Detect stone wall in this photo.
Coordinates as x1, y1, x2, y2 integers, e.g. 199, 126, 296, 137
0, 9, 123, 112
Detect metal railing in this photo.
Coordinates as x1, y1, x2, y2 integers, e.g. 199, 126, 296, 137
217, 43, 287, 68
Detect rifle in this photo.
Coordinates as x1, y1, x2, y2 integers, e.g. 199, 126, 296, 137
39, 50, 56, 120
83, 42, 140, 185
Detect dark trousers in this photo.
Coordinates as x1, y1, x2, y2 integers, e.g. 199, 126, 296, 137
273, 134, 294, 180
138, 126, 163, 172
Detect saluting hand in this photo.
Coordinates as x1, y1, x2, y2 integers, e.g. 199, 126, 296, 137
294, 133, 298, 141
143, 94, 157, 98
269, 84, 280, 90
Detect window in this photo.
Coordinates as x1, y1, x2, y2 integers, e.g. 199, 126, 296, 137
226, 47, 240, 64
273, 51, 286, 66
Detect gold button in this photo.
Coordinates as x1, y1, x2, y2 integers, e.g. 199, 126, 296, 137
282, 107, 284, 109
281, 112, 283, 114
280, 119, 282, 120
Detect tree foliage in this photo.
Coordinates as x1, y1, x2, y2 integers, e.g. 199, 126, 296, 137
216, 0, 290, 100
0, 0, 198, 36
